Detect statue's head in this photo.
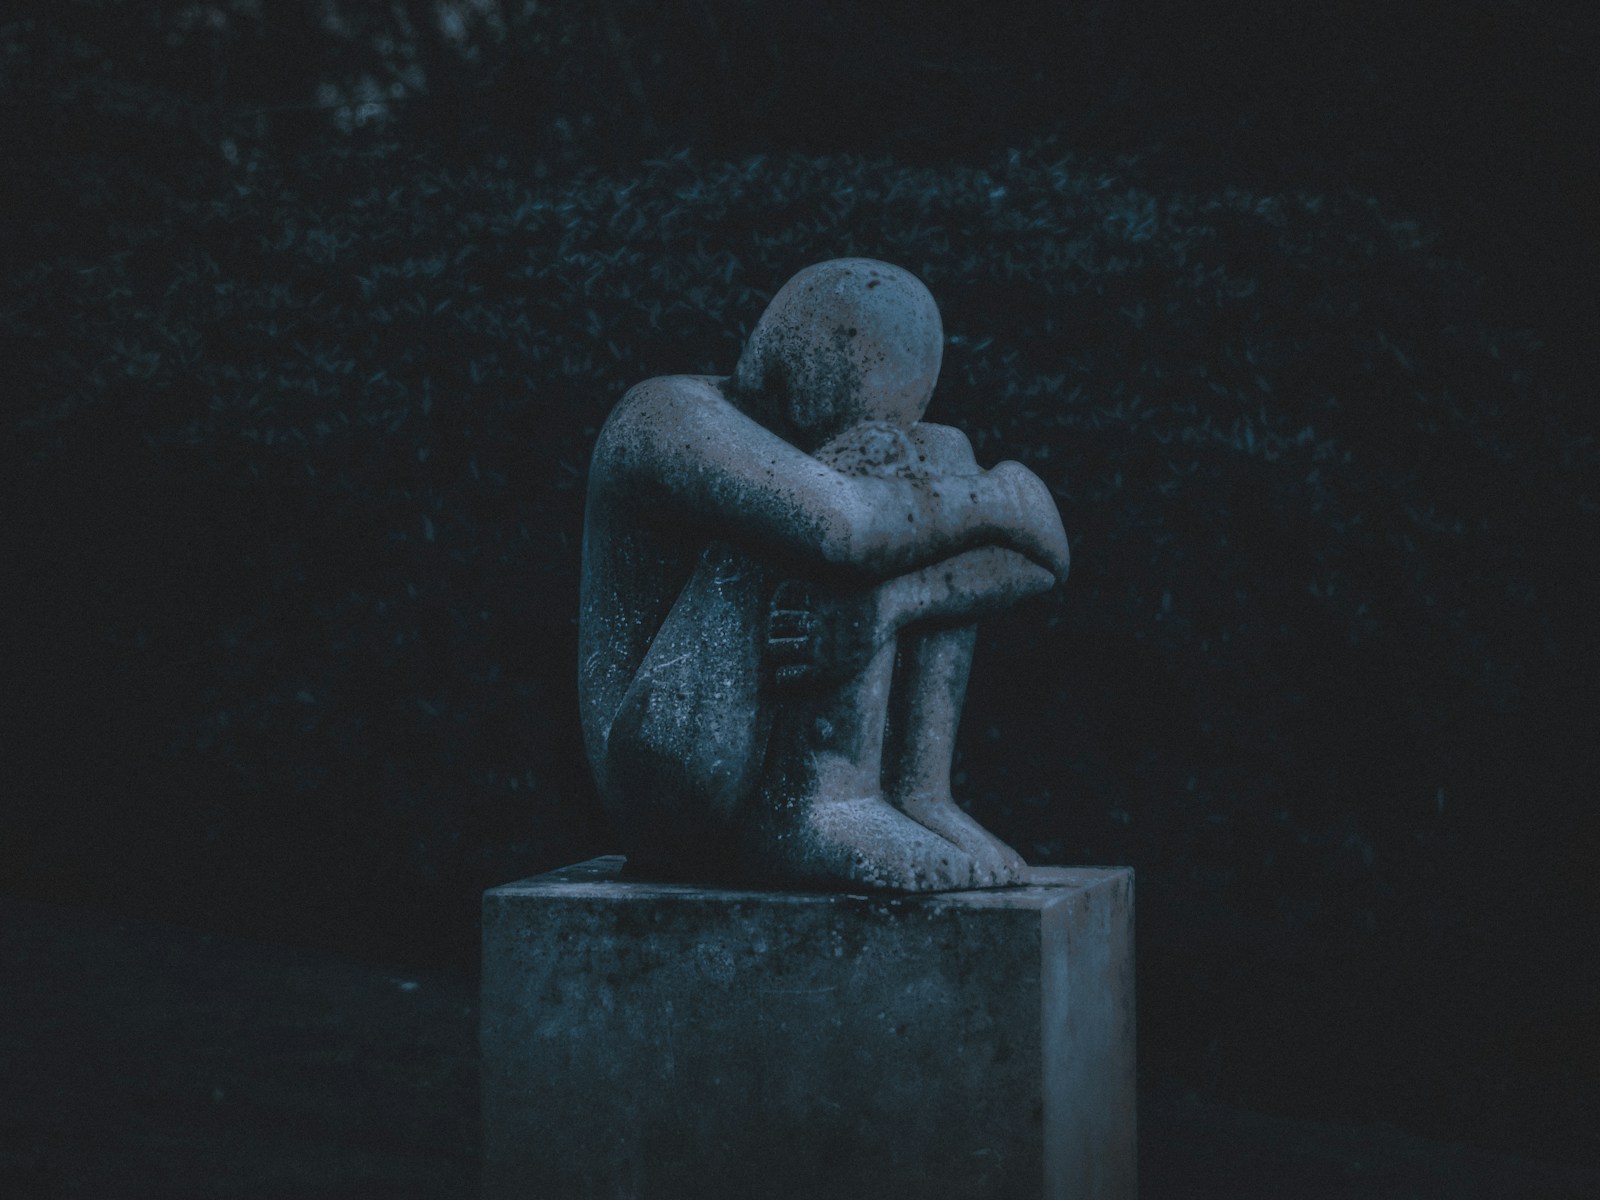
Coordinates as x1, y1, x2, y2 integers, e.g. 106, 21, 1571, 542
730, 259, 943, 450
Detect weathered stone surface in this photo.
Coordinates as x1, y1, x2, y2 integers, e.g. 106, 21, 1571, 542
579, 259, 1073, 891
481, 857, 1135, 1200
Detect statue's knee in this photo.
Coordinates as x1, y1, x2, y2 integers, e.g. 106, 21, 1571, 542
911, 423, 979, 473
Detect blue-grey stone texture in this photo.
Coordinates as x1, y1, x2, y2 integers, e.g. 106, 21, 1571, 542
481, 857, 1134, 1200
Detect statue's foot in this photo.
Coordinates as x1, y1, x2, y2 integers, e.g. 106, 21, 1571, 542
742, 794, 979, 892
892, 792, 1027, 888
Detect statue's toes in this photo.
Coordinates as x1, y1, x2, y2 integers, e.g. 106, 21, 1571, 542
967, 840, 1028, 888
914, 843, 977, 892
993, 839, 1028, 881
969, 851, 1007, 889
902, 838, 972, 896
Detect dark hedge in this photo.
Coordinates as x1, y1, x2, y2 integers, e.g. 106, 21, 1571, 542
4, 0, 1597, 1160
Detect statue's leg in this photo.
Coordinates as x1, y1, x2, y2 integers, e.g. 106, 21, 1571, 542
884, 624, 1028, 886
604, 543, 772, 879
739, 621, 979, 892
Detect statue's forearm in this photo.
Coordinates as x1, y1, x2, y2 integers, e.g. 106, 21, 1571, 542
601, 381, 1067, 585
839, 469, 1068, 583
874, 545, 1056, 635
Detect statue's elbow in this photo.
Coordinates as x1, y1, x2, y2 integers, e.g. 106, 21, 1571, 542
813, 494, 882, 572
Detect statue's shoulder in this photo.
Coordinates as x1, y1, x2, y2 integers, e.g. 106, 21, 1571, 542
609, 374, 730, 424
592, 374, 736, 475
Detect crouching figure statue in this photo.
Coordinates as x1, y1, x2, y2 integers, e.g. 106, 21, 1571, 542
578, 259, 1069, 891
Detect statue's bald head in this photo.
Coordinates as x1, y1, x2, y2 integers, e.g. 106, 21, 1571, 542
731, 259, 943, 450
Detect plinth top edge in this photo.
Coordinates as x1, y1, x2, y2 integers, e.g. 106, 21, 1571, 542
485, 856, 1131, 909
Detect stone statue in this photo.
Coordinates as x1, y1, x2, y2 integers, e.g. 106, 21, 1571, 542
579, 259, 1070, 891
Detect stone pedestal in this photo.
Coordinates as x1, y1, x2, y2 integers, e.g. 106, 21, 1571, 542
481, 857, 1134, 1200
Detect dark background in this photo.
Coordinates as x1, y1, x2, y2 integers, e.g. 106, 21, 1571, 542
4, 0, 1597, 1186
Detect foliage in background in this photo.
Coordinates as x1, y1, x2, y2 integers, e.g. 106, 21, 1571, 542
3, 0, 1597, 1158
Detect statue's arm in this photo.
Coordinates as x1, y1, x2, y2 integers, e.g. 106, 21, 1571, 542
870, 426, 1064, 629
766, 422, 1065, 687
768, 545, 1054, 688
595, 380, 1070, 581
907, 421, 1069, 585
873, 421, 1063, 630
876, 545, 1055, 633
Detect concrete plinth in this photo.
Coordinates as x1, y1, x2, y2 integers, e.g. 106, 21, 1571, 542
481, 857, 1134, 1200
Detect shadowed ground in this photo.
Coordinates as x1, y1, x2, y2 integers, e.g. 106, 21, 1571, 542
2, 896, 1594, 1199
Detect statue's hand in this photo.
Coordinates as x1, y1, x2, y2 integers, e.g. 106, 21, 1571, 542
987, 460, 1071, 583
767, 578, 890, 689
